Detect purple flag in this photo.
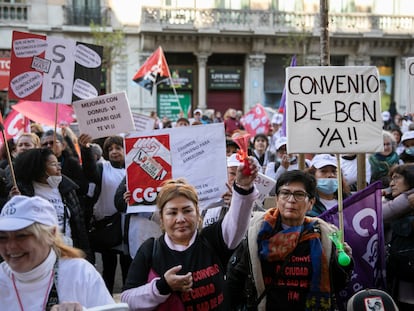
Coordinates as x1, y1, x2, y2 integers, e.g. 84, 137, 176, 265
319, 181, 386, 311
280, 55, 296, 137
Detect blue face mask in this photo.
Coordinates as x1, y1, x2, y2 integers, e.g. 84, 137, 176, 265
317, 178, 338, 195
405, 146, 414, 155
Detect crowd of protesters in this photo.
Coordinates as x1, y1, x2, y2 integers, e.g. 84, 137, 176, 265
0, 105, 412, 310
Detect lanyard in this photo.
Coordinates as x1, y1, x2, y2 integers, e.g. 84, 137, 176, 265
12, 259, 59, 311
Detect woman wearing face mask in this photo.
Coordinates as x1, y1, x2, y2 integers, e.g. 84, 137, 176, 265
305, 154, 351, 217
399, 130, 414, 164
9, 148, 92, 261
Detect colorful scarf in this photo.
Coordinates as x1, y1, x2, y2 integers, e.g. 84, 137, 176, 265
257, 208, 331, 311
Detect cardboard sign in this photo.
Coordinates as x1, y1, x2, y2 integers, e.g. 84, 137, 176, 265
72, 92, 135, 139
125, 123, 227, 212
406, 57, 414, 114
286, 66, 383, 154
132, 112, 157, 132
254, 173, 276, 206
8, 31, 102, 104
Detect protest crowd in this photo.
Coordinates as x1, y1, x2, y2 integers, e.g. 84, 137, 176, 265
0, 32, 412, 311
0, 101, 413, 311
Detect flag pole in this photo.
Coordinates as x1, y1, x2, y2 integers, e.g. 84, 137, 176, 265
53, 103, 59, 154
0, 125, 17, 188
169, 76, 183, 115
336, 154, 344, 242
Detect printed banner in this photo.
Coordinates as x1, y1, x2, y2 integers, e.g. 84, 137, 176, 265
254, 173, 276, 207
286, 66, 383, 154
319, 182, 386, 311
132, 112, 157, 132
405, 57, 414, 114
0, 109, 30, 148
125, 123, 227, 212
241, 103, 270, 137
72, 92, 135, 139
0, 57, 10, 91
8, 30, 102, 104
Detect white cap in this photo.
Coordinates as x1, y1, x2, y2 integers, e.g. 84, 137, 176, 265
401, 130, 414, 144
0, 195, 58, 231
311, 154, 337, 169
276, 137, 287, 151
382, 111, 391, 122
227, 153, 241, 167
194, 109, 202, 115
271, 113, 283, 125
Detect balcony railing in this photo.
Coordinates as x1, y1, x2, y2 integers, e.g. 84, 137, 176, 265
64, 6, 111, 26
141, 7, 414, 35
0, 2, 28, 22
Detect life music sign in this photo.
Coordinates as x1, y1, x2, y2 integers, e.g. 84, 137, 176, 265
286, 66, 383, 154
8, 31, 103, 104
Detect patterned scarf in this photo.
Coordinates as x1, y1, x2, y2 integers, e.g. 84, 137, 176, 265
257, 208, 331, 311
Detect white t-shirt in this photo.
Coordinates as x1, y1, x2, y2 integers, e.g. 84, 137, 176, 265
0, 250, 114, 310
93, 162, 125, 220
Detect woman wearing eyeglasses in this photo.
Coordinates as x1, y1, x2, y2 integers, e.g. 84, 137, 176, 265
227, 170, 353, 311
382, 164, 414, 311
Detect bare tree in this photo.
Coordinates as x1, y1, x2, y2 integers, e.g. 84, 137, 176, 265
320, 0, 330, 66
90, 21, 125, 93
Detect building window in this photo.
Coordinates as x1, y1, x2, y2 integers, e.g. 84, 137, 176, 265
71, 0, 101, 25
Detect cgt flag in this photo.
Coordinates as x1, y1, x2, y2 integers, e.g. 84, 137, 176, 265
132, 47, 171, 94
319, 181, 386, 311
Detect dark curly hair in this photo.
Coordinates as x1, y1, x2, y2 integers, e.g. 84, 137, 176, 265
102, 136, 123, 160
14, 148, 54, 184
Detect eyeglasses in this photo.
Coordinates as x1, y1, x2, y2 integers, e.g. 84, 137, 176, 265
390, 175, 403, 182
277, 189, 309, 201
41, 140, 60, 147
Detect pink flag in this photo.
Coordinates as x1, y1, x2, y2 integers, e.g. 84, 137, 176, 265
240, 103, 270, 137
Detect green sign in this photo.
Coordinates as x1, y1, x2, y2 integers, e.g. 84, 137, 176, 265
208, 67, 242, 89
157, 92, 192, 121
158, 68, 193, 90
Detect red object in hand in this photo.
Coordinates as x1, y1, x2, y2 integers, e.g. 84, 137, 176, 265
232, 133, 252, 176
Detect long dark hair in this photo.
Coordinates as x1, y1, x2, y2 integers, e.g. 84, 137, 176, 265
14, 148, 54, 183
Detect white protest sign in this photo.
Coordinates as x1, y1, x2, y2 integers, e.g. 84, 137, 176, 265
72, 92, 135, 139
131, 112, 156, 132
286, 66, 383, 154
406, 57, 414, 114
125, 123, 227, 213
254, 173, 276, 206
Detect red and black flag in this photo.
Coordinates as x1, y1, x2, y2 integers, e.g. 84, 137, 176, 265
132, 47, 171, 94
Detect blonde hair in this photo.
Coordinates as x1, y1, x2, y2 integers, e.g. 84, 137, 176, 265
156, 178, 199, 214
28, 223, 85, 259
16, 132, 41, 148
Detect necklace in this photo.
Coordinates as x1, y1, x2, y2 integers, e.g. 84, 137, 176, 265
12, 268, 54, 311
